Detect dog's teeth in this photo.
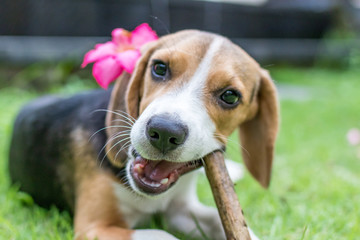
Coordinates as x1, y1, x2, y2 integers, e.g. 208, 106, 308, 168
151, 182, 161, 188
140, 176, 161, 188
160, 178, 169, 185
134, 164, 144, 173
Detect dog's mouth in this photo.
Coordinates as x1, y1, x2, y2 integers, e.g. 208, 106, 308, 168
130, 155, 203, 195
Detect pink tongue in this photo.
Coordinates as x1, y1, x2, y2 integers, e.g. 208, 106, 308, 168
144, 160, 184, 182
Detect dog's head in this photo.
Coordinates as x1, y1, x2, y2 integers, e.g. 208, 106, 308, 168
105, 30, 279, 196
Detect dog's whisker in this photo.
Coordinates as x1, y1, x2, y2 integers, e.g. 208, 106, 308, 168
100, 137, 132, 168
119, 175, 131, 186
200, 157, 206, 168
93, 130, 131, 158
110, 120, 134, 128
89, 125, 131, 141
93, 109, 136, 125
110, 120, 133, 128
109, 129, 132, 134
114, 110, 137, 123
213, 133, 228, 143
114, 141, 132, 162
108, 109, 136, 125
104, 127, 132, 136
213, 133, 231, 153
224, 138, 251, 159
99, 132, 131, 152
97, 132, 131, 162
111, 115, 135, 126
113, 144, 131, 165
212, 133, 250, 158
118, 141, 131, 155
108, 124, 133, 130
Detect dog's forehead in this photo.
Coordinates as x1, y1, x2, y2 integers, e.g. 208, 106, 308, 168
207, 41, 261, 91
157, 30, 214, 56
150, 31, 215, 75
154, 31, 260, 86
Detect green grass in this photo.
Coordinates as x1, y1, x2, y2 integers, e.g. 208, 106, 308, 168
1, 66, 360, 239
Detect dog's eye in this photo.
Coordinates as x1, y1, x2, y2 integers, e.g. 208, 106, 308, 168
152, 61, 168, 80
220, 90, 241, 106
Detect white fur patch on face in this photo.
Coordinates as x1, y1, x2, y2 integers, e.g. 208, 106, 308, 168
131, 37, 224, 163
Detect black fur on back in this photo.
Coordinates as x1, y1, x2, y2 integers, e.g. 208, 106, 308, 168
8, 88, 125, 211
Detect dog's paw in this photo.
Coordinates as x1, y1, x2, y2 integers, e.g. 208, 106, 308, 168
132, 230, 179, 240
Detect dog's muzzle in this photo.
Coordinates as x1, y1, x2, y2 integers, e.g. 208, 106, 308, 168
129, 114, 203, 195
146, 114, 188, 154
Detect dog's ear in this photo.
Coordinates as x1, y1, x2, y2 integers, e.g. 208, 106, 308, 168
238, 69, 279, 188
105, 72, 132, 168
126, 41, 158, 119
105, 42, 158, 167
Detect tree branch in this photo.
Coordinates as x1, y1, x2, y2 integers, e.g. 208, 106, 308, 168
204, 151, 251, 240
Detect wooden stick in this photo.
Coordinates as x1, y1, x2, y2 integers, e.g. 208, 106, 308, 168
204, 151, 251, 240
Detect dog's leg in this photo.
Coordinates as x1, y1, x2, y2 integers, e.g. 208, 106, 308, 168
73, 171, 133, 240
74, 171, 179, 240
164, 172, 259, 240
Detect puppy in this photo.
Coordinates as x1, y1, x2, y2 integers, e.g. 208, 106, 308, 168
9, 30, 279, 240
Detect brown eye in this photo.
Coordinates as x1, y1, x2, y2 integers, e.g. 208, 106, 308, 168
221, 90, 241, 105
218, 89, 242, 109
152, 61, 168, 80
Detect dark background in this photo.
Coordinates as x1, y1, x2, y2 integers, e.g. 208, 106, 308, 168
1, 0, 359, 64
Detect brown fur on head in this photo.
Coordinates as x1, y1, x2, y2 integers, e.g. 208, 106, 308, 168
105, 30, 279, 188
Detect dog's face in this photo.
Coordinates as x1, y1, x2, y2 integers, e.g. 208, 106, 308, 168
106, 30, 279, 196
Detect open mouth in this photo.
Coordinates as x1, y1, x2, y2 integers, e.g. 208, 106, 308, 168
130, 155, 203, 195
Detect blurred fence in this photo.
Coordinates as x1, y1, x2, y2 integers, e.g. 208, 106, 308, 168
0, 0, 359, 65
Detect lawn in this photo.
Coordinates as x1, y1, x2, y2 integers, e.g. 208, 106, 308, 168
0, 66, 359, 239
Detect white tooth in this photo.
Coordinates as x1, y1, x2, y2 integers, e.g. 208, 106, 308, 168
150, 182, 161, 188
160, 178, 169, 185
134, 164, 143, 173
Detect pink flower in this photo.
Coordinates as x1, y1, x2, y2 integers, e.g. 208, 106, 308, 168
347, 128, 360, 146
82, 23, 158, 89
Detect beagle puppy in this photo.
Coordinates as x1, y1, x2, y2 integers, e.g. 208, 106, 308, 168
9, 30, 279, 240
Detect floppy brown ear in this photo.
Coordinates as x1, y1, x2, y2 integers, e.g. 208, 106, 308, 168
239, 69, 279, 188
105, 72, 132, 167
105, 42, 158, 167
126, 41, 158, 119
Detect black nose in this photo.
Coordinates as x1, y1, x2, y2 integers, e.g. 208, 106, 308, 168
146, 115, 188, 154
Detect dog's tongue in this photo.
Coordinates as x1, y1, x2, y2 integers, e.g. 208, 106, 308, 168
132, 156, 203, 194
143, 159, 184, 182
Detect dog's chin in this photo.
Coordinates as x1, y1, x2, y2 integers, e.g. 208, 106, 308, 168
129, 154, 202, 195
